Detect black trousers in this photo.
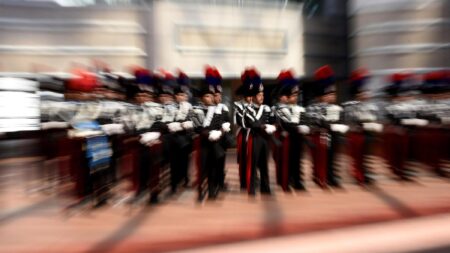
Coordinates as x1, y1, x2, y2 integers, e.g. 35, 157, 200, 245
326, 132, 341, 186
237, 131, 248, 189
218, 133, 232, 188
247, 133, 271, 194
288, 133, 304, 187
168, 132, 192, 192
199, 138, 224, 198
137, 143, 152, 196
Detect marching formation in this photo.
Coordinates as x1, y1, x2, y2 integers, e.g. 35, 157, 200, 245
34, 64, 450, 208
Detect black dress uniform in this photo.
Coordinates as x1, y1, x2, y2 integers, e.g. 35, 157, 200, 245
234, 69, 259, 190
413, 71, 450, 177
241, 68, 275, 195
192, 66, 226, 200
274, 70, 310, 191
171, 71, 195, 188
306, 65, 349, 188
213, 84, 232, 191
234, 99, 251, 189
342, 68, 383, 185
131, 69, 166, 203
157, 72, 181, 194
381, 72, 425, 181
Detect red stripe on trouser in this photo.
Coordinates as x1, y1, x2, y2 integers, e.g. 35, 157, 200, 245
348, 132, 365, 183
311, 133, 327, 185
281, 135, 290, 191
237, 131, 242, 163
246, 135, 253, 193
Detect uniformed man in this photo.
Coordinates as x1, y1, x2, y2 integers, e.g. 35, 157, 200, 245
342, 68, 383, 185
414, 70, 450, 178
131, 68, 166, 204
274, 70, 310, 191
242, 67, 276, 195
191, 66, 227, 200
381, 72, 425, 181
156, 70, 182, 194
234, 70, 254, 190
63, 68, 114, 208
212, 73, 232, 191
172, 70, 195, 188
306, 65, 349, 188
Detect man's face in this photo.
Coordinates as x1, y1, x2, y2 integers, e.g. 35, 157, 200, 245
175, 93, 188, 103
356, 91, 369, 102
287, 92, 299, 104
159, 94, 173, 104
244, 96, 253, 104
254, 92, 264, 105
202, 94, 214, 106
135, 93, 152, 104
214, 93, 222, 104
321, 92, 336, 104
278, 95, 288, 104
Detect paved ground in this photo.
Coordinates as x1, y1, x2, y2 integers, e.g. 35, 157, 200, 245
178, 213, 450, 253
0, 152, 449, 253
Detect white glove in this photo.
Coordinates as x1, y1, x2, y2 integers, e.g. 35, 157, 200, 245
298, 125, 310, 134
441, 117, 450, 124
68, 129, 103, 138
222, 122, 231, 133
41, 121, 68, 130
101, 123, 124, 135
208, 130, 222, 141
325, 105, 342, 122
362, 122, 383, 133
400, 118, 429, 126
330, 124, 349, 134
181, 121, 194, 130
264, 124, 276, 134
140, 132, 161, 145
167, 122, 183, 133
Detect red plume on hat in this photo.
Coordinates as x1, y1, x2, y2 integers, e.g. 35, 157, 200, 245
389, 72, 414, 83
133, 67, 154, 85
423, 70, 446, 82
205, 65, 222, 85
276, 69, 298, 97
240, 67, 262, 96
277, 69, 295, 84
314, 65, 334, 81
350, 68, 370, 82
132, 66, 150, 76
312, 65, 336, 97
157, 68, 175, 81
241, 67, 260, 81
241, 67, 261, 84
67, 68, 98, 92
349, 68, 371, 95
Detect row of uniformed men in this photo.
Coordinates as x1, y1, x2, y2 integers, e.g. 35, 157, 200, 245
234, 66, 450, 196
41, 66, 233, 205
40, 65, 449, 206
